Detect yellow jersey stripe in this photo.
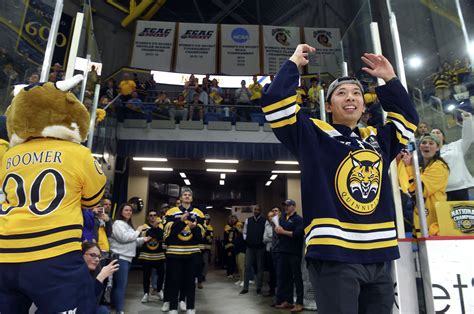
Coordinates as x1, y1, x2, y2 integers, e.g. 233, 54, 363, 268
304, 218, 395, 234
262, 95, 297, 113
0, 229, 82, 248
0, 237, 81, 254
395, 130, 409, 145
386, 112, 417, 132
0, 241, 81, 263
270, 106, 300, 128
307, 238, 398, 250
311, 118, 337, 132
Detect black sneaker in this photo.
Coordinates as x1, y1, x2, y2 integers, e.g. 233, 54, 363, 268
256, 289, 262, 295
239, 289, 249, 295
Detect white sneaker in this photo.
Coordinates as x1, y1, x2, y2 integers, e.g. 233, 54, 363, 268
239, 281, 244, 287
249, 280, 255, 285
162, 302, 170, 312
169, 311, 178, 314
234, 280, 241, 286
158, 290, 164, 300
186, 310, 196, 314
179, 301, 187, 311
141, 293, 149, 303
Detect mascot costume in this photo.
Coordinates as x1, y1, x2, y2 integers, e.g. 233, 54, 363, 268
0, 75, 106, 313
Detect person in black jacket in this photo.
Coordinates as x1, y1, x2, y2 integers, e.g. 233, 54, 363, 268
274, 200, 304, 312
240, 205, 266, 295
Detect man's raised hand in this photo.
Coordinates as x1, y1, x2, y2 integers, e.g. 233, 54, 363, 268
289, 44, 316, 68
361, 53, 397, 82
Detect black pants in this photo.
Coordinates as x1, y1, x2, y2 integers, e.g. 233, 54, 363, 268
226, 249, 236, 276
307, 260, 394, 314
447, 188, 469, 201
142, 260, 165, 294
166, 256, 197, 310
195, 252, 203, 284
277, 253, 303, 305
264, 251, 276, 294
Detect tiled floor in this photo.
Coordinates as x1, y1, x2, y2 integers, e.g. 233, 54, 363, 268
124, 269, 315, 314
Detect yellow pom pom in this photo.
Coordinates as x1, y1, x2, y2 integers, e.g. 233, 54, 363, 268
96, 109, 106, 123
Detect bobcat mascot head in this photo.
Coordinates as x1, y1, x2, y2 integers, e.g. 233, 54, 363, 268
5, 75, 89, 147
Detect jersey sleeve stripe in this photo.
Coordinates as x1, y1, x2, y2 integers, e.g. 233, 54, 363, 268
307, 238, 398, 250
82, 184, 106, 202
0, 237, 81, 253
304, 218, 395, 234
386, 112, 417, 132
386, 118, 415, 140
262, 95, 297, 113
305, 226, 397, 245
0, 224, 82, 239
265, 104, 298, 122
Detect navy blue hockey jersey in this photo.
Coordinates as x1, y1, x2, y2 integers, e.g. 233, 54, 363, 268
261, 61, 419, 263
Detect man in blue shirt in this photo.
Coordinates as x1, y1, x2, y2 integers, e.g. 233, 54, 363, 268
274, 199, 304, 312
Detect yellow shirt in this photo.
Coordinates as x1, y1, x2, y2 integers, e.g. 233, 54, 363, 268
0, 139, 106, 262
296, 88, 306, 105
97, 226, 110, 252
308, 85, 322, 102
249, 83, 263, 100
119, 79, 136, 96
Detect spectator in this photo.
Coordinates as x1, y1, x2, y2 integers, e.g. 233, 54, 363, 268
143, 75, 158, 98
154, 92, 172, 120
307, 77, 321, 110
82, 242, 119, 314
431, 111, 474, 200
94, 203, 112, 254
235, 80, 252, 121
198, 86, 209, 107
189, 93, 204, 121
28, 73, 39, 84
233, 219, 246, 287
433, 62, 452, 101
82, 207, 97, 243
248, 75, 263, 106
138, 209, 165, 303
101, 79, 118, 101
126, 91, 143, 117
296, 79, 307, 107
49, 63, 63, 82
170, 94, 188, 123
223, 215, 237, 279
274, 200, 304, 312
269, 206, 282, 307
109, 203, 149, 313
262, 210, 276, 297
209, 79, 224, 106
416, 121, 430, 138
201, 214, 214, 283
400, 134, 449, 236
184, 74, 198, 103
86, 65, 99, 94
118, 73, 136, 102
240, 205, 266, 295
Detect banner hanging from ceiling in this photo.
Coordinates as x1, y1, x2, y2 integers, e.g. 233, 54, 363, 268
220, 24, 260, 75
130, 20, 176, 71
304, 28, 342, 77
262, 25, 301, 75
175, 22, 217, 74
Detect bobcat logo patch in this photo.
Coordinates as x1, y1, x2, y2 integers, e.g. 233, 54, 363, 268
335, 150, 382, 215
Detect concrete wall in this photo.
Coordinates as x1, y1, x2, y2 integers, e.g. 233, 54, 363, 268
127, 161, 149, 225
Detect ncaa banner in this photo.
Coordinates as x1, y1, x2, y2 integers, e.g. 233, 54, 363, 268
220, 24, 260, 75
175, 23, 217, 74
130, 21, 176, 71
262, 25, 301, 75
304, 28, 342, 77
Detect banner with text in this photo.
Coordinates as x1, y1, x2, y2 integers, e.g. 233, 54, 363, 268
220, 24, 260, 75
175, 23, 217, 74
304, 28, 342, 77
262, 26, 300, 75
130, 20, 175, 71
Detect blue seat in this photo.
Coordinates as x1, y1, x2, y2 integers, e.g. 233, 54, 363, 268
250, 113, 266, 125
204, 112, 224, 124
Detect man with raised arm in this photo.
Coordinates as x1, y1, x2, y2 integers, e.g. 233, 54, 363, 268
260, 44, 419, 314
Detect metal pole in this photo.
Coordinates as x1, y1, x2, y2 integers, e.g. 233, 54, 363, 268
319, 89, 326, 122
342, 61, 348, 77
65, 12, 84, 79
455, 0, 474, 67
87, 84, 101, 149
79, 54, 90, 103
40, 0, 64, 82
369, 22, 385, 87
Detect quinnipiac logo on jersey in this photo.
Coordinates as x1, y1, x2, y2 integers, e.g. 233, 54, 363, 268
138, 28, 172, 37
231, 27, 249, 43
181, 30, 214, 39
335, 150, 382, 215
450, 205, 474, 233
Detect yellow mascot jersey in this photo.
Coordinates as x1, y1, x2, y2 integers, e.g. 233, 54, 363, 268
0, 138, 106, 263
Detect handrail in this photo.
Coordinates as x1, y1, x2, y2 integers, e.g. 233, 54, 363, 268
429, 96, 447, 133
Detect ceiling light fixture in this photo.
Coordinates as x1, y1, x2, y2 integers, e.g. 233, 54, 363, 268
142, 167, 173, 171
275, 161, 299, 165
179, 172, 187, 178
270, 174, 278, 180
133, 157, 168, 162
207, 169, 237, 173
265, 181, 272, 186
271, 170, 301, 174
206, 206, 213, 209
220, 173, 226, 179
219, 180, 225, 185
184, 179, 191, 185
92, 153, 103, 158
205, 159, 239, 164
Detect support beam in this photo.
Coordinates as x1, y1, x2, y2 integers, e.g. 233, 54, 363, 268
142, 0, 166, 20
211, 0, 249, 24
210, 0, 243, 24
121, 0, 154, 28
193, 0, 206, 23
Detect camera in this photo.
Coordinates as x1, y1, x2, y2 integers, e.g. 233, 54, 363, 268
110, 252, 119, 260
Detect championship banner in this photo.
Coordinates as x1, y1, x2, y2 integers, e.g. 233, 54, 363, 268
262, 25, 301, 75
435, 201, 474, 236
304, 28, 342, 77
220, 24, 260, 75
175, 22, 217, 74
130, 20, 175, 71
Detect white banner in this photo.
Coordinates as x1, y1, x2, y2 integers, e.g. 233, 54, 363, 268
175, 23, 217, 74
220, 24, 260, 75
392, 241, 419, 314
304, 28, 342, 77
262, 26, 301, 75
425, 239, 474, 313
130, 21, 176, 71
